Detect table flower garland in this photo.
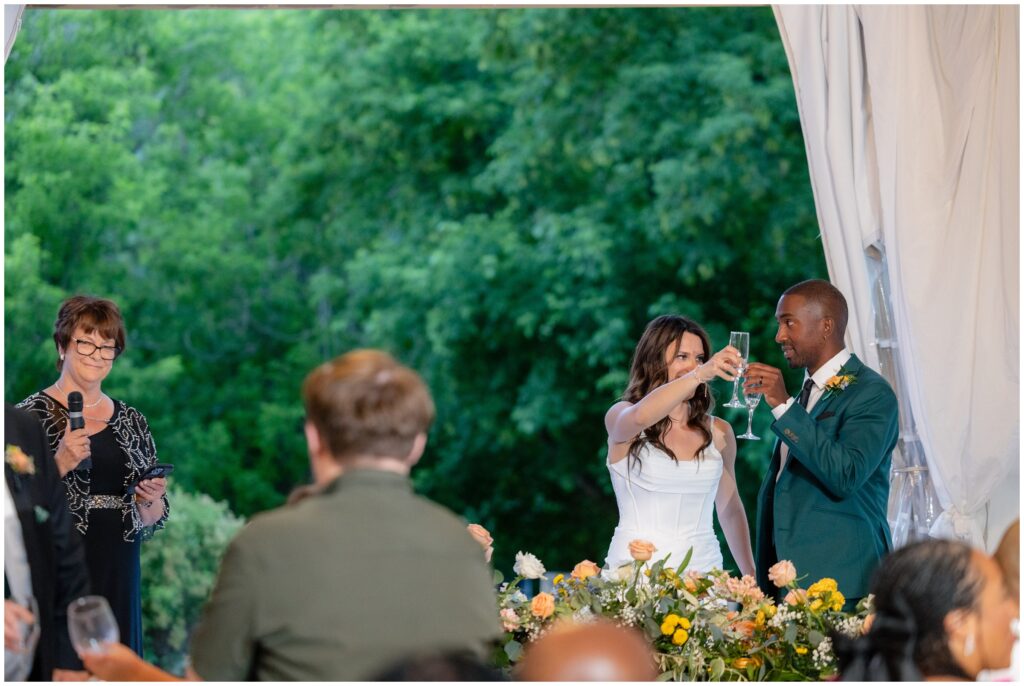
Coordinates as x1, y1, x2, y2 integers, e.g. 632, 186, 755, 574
491, 545, 873, 681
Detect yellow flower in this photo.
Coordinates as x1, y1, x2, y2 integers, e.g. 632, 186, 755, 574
808, 578, 838, 596
660, 613, 681, 635
678, 616, 691, 630
763, 604, 777, 618
755, 610, 766, 627
672, 628, 689, 646
795, 646, 808, 655
552, 574, 564, 585
810, 599, 823, 612
831, 591, 846, 611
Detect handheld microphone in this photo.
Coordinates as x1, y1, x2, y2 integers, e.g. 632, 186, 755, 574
67, 391, 92, 471
67, 392, 85, 430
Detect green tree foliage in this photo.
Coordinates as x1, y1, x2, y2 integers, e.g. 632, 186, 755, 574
140, 487, 244, 672
5, 8, 826, 584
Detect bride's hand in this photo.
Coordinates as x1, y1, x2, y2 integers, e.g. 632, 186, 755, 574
694, 346, 742, 383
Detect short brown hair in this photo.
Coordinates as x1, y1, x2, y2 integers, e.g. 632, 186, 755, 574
53, 295, 127, 371
302, 349, 435, 461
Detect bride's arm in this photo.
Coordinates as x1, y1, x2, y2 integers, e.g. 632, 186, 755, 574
714, 418, 756, 577
605, 347, 741, 445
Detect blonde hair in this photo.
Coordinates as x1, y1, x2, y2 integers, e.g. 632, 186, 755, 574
301, 349, 435, 460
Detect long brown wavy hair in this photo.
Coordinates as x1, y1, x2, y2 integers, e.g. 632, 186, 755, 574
623, 315, 715, 467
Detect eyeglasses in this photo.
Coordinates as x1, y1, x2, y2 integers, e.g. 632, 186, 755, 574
73, 338, 121, 361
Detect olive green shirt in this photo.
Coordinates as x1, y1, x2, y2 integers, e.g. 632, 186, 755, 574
190, 469, 502, 681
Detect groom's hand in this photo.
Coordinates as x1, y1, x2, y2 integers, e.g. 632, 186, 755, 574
744, 362, 789, 409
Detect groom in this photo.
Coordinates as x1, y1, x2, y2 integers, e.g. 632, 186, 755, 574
745, 280, 898, 606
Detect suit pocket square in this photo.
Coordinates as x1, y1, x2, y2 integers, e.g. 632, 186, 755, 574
34, 506, 50, 524
817, 412, 835, 420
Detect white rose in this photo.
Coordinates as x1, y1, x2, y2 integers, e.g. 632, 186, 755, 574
513, 551, 547, 579
612, 563, 635, 582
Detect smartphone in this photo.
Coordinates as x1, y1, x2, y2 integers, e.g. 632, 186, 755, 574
127, 463, 174, 494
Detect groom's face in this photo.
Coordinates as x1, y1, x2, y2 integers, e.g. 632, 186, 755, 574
774, 294, 826, 370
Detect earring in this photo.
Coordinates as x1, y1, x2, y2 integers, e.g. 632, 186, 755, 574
60, 354, 65, 361
964, 632, 976, 656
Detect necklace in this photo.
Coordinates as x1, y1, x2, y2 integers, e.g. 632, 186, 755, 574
55, 379, 105, 408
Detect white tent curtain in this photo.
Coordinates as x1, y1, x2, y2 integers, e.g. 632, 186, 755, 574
5, 4, 24, 63
774, 4, 1019, 550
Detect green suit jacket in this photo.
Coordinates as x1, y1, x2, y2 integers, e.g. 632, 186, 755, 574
755, 354, 898, 601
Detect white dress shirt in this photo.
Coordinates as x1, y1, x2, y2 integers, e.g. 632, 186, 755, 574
5, 476, 37, 680
772, 348, 853, 480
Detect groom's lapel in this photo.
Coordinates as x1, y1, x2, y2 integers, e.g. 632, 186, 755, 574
809, 354, 865, 420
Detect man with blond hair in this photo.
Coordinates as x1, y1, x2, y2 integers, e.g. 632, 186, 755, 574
189, 349, 502, 679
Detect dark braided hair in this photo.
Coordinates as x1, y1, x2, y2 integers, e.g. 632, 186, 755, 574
836, 539, 982, 681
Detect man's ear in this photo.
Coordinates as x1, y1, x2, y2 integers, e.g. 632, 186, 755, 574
304, 420, 324, 459
406, 433, 427, 467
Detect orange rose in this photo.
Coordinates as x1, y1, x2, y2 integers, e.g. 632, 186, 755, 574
627, 539, 657, 562
571, 560, 600, 580
732, 658, 752, 669
466, 523, 493, 549
731, 620, 756, 638
531, 592, 555, 619
784, 589, 808, 606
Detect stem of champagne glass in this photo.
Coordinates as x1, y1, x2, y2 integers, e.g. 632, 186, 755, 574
746, 408, 755, 435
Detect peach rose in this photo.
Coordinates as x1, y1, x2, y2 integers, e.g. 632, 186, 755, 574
466, 524, 494, 563
768, 560, 796, 588
862, 613, 875, 635
784, 588, 808, 606
571, 560, 601, 580
531, 592, 555, 619
731, 620, 756, 638
628, 539, 657, 562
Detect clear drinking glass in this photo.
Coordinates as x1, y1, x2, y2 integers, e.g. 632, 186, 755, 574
738, 382, 762, 440
67, 596, 119, 656
723, 331, 750, 409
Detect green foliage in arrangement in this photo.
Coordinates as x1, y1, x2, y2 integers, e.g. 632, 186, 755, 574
5, 3, 826, 629
140, 487, 245, 673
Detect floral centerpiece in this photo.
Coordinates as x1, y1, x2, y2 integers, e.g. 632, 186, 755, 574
491, 544, 873, 681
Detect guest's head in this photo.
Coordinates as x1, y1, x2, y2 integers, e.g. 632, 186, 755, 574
516, 619, 658, 681
52, 295, 126, 381
371, 650, 505, 681
775, 279, 848, 371
624, 315, 713, 464
993, 519, 1020, 610
836, 538, 1016, 681
302, 349, 435, 483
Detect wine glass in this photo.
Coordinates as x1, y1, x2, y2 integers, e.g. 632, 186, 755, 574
738, 381, 762, 440
67, 596, 119, 656
7, 596, 40, 656
723, 331, 750, 409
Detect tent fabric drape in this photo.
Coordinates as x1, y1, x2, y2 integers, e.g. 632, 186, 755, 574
773, 4, 1019, 549
5, 5, 24, 63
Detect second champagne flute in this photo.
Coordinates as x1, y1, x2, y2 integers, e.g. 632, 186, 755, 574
67, 595, 120, 656
738, 381, 762, 440
723, 331, 750, 408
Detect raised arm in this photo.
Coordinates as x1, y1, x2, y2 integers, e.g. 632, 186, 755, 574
713, 418, 755, 577
605, 346, 741, 445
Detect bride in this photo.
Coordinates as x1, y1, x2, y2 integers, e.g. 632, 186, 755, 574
604, 315, 756, 577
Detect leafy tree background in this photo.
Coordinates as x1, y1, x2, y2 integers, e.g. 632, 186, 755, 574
5, 7, 826, 667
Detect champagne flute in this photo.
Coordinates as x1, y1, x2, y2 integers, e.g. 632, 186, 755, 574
67, 596, 119, 656
738, 381, 762, 440
723, 331, 750, 409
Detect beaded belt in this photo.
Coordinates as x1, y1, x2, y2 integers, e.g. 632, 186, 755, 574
86, 495, 124, 510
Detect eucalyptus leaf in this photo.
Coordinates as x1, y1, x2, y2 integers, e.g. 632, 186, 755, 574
710, 657, 725, 680
504, 640, 523, 662
808, 630, 824, 647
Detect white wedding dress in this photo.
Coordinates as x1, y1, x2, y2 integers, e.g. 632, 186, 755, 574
604, 438, 724, 573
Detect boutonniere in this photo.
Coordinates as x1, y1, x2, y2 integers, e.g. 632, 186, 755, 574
822, 373, 857, 399
34, 506, 50, 524
5, 445, 36, 476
